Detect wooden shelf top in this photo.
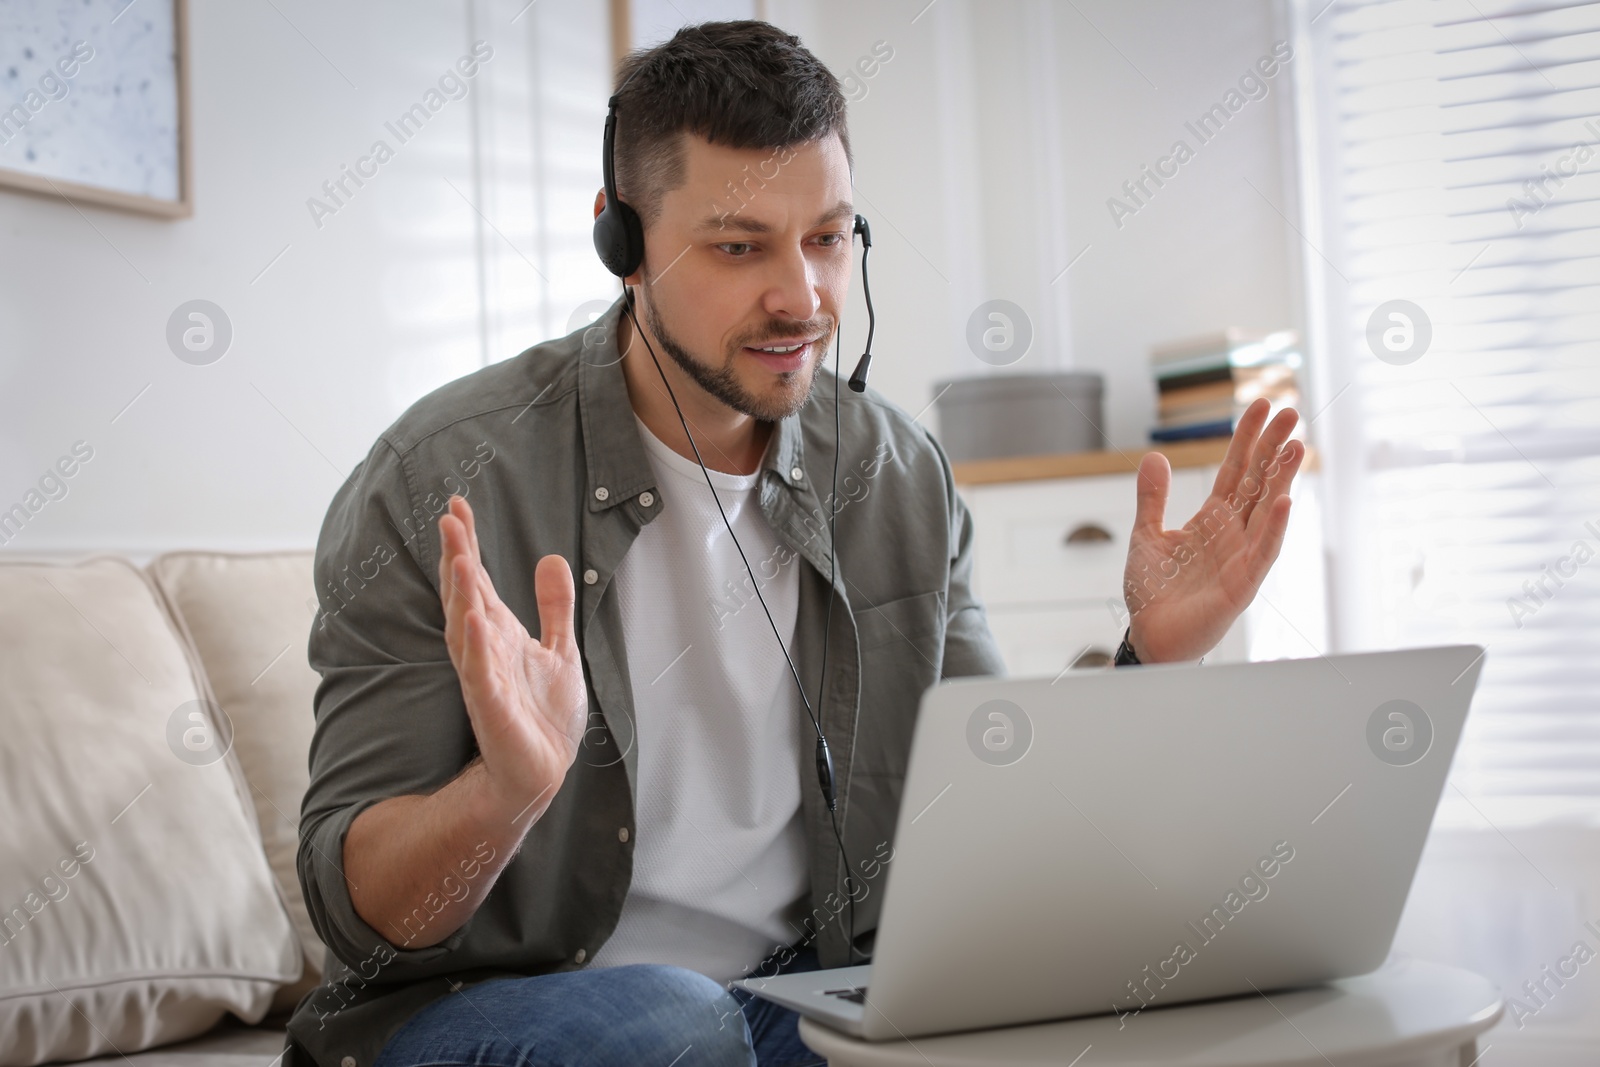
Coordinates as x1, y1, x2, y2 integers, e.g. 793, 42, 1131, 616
951, 438, 1316, 486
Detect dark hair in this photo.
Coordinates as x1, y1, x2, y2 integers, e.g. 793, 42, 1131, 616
612, 20, 851, 227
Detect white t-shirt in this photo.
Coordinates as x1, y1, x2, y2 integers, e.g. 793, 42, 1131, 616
585, 413, 809, 984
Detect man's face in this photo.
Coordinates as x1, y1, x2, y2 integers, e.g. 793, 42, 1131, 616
633, 132, 854, 422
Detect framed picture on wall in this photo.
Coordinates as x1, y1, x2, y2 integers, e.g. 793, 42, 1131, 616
0, 0, 191, 217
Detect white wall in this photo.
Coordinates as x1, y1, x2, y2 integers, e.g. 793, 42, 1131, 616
0, 0, 1298, 554
0, 0, 614, 556
807, 0, 1299, 448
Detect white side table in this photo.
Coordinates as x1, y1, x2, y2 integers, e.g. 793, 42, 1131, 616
799, 958, 1501, 1067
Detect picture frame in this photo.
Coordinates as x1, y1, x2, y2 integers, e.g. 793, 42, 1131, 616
0, 0, 192, 218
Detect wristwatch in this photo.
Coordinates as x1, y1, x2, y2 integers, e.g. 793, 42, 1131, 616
1113, 628, 1141, 667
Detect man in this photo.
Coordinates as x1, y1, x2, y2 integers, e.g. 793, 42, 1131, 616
285, 20, 1303, 1067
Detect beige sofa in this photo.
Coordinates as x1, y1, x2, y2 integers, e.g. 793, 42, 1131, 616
0, 552, 333, 1066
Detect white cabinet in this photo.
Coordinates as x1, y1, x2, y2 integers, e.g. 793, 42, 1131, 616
984, 603, 1132, 677
962, 462, 1326, 677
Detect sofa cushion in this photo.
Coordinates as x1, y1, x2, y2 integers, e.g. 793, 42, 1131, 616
0, 557, 302, 1067
68, 1016, 288, 1067
146, 552, 326, 1013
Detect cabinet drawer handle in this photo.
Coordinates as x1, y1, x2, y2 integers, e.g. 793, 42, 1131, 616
1063, 523, 1113, 545
1071, 646, 1114, 669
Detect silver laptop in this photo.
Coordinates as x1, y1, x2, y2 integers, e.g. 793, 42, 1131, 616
734, 645, 1485, 1041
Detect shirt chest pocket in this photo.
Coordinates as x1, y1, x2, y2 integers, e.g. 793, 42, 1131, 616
852, 589, 946, 780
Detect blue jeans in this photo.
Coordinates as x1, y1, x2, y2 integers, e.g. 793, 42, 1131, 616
373, 945, 826, 1067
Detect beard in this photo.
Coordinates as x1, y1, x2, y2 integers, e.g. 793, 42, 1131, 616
638, 279, 833, 423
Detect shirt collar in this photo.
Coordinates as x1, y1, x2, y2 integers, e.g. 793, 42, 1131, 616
577, 294, 810, 513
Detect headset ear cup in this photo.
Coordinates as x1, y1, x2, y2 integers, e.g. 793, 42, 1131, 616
618, 199, 644, 276
594, 198, 645, 278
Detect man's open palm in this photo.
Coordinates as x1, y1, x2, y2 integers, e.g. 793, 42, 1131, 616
1122, 398, 1305, 663
438, 495, 589, 814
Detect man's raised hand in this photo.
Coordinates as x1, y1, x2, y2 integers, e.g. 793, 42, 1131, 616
437, 495, 588, 821
1121, 398, 1305, 663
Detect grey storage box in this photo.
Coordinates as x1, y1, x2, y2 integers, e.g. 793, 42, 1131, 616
933, 371, 1105, 463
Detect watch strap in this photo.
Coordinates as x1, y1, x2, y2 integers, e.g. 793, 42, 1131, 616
1114, 627, 1141, 667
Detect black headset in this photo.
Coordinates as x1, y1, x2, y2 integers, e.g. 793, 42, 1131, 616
592, 77, 646, 279
592, 71, 873, 964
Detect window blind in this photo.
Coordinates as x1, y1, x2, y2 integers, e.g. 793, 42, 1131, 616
1309, 0, 1600, 797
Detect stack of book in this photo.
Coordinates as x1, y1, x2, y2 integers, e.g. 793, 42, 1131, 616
1149, 329, 1302, 442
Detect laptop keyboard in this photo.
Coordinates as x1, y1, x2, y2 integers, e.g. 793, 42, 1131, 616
822, 986, 868, 1004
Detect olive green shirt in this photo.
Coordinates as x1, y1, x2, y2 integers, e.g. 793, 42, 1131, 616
285, 296, 1007, 1067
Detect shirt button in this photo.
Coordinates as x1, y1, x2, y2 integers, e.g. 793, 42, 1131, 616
618, 827, 630, 842
791, 466, 804, 481
341, 1058, 356, 1067
574, 948, 587, 963
639, 491, 654, 508
583, 569, 598, 585
594, 486, 609, 501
